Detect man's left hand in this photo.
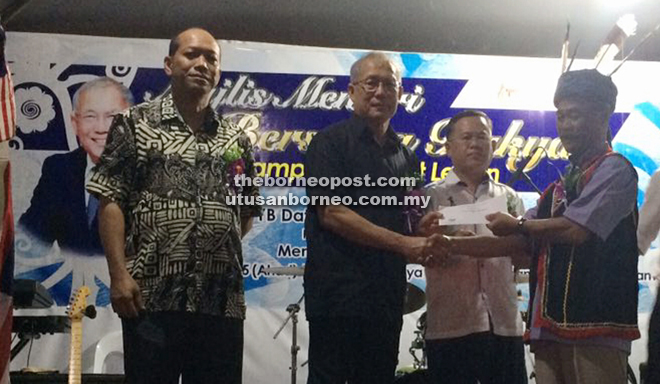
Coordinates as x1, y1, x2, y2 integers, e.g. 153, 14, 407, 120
417, 211, 443, 236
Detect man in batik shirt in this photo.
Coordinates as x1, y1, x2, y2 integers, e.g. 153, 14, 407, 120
87, 28, 261, 384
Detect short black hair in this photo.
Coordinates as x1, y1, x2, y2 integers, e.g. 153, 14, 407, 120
444, 110, 493, 139
168, 28, 219, 56
168, 34, 180, 56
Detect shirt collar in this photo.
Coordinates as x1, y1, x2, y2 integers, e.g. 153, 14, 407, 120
84, 155, 95, 201
568, 146, 611, 169
351, 114, 402, 148
444, 168, 492, 187
85, 154, 94, 176
159, 92, 220, 134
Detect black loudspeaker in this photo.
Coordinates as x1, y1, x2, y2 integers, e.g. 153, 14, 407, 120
10, 372, 124, 383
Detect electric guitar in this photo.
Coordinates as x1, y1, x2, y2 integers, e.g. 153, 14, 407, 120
66, 286, 90, 384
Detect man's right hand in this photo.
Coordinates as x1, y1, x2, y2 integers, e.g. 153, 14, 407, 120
110, 272, 145, 318
398, 236, 434, 264
421, 234, 452, 267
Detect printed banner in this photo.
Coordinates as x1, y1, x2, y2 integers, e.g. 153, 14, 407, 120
6, 32, 660, 382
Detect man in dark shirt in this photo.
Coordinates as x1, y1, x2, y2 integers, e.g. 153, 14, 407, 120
304, 52, 428, 384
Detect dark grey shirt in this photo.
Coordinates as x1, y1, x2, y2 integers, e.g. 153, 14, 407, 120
303, 115, 419, 319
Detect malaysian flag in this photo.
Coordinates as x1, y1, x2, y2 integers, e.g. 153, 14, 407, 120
0, 24, 14, 143
0, 164, 13, 384
0, 63, 14, 143
0, 22, 14, 383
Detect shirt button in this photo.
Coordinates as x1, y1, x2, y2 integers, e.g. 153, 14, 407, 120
194, 261, 204, 271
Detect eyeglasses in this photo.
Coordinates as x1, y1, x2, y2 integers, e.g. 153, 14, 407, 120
353, 78, 400, 94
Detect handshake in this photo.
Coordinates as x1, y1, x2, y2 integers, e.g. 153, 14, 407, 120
399, 210, 523, 267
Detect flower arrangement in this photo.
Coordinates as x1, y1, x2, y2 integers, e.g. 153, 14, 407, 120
224, 142, 245, 194
506, 193, 520, 216
561, 164, 582, 203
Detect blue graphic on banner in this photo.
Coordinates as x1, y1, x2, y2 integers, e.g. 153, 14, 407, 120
613, 101, 660, 216
637, 102, 660, 132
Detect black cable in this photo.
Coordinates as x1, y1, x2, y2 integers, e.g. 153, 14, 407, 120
26, 336, 33, 367
533, 146, 566, 182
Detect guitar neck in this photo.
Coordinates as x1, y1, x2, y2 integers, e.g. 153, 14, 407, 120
68, 320, 83, 384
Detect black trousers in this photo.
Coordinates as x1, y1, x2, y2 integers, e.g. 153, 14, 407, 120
647, 296, 660, 384
121, 311, 243, 384
426, 331, 527, 384
306, 315, 403, 384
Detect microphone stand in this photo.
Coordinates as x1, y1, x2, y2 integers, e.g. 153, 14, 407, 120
508, 147, 544, 195
520, 171, 543, 195
273, 294, 305, 384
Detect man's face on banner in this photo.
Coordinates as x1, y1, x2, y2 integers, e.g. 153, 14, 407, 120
349, 58, 402, 125
71, 85, 130, 163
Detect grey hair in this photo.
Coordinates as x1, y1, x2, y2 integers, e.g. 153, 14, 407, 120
72, 77, 134, 113
349, 52, 403, 83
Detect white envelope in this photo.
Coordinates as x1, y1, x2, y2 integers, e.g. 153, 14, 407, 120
438, 194, 508, 226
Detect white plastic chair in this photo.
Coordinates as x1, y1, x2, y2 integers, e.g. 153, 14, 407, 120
93, 330, 124, 373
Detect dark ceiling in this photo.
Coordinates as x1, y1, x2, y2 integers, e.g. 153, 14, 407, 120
3, 0, 660, 61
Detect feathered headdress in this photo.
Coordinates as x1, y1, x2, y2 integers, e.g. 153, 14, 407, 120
593, 14, 637, 73
560, 15, 659, 76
